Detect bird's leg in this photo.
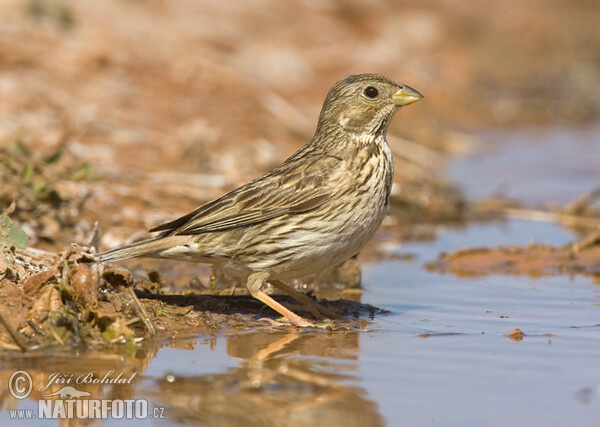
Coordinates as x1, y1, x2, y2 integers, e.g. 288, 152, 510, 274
246, 272, 314, 327
269, 279, 343, 320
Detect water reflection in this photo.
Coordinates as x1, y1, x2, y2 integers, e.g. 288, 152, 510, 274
1, 331, 383, 426
145, 330, 383, 426
0, 348, 153, 419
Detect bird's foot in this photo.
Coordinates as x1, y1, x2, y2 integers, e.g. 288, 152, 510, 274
268, 280, 344, 321
258, 316, 315, 328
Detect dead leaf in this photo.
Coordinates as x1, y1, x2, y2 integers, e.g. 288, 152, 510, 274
23, 268, 57, 297
508, 328, 525, 342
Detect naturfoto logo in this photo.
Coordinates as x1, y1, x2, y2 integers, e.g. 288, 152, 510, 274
7, 369, 165, 421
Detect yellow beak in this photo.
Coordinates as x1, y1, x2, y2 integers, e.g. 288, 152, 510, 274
392, 85, 424, 106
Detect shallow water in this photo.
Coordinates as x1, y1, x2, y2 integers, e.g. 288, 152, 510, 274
449, 124, 600, 204
2, 126, 599, 426
364, 226, 600, 426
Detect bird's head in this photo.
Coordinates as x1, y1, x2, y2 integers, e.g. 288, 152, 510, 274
315, 74, 423, 141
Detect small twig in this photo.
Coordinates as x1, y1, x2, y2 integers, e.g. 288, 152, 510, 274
26, 320, 46, 337
3, 200, 16, 216
88, 221, 99, 252
126, 287, 156, 337
47, 325, 65, 346
109, 335, 126, 344
505, 208, 600, 228
0, 313, 28, 352
0, 341, 22, 351
565, 187, 600, 214
125, 317, 142, 327
571, 229, 600, 253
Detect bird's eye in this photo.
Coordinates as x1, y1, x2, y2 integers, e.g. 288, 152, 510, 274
364, 86, 379, 99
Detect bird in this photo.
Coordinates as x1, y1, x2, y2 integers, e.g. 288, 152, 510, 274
96, 73, 423, 327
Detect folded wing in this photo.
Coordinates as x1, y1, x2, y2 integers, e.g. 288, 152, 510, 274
151, 150, 337, 236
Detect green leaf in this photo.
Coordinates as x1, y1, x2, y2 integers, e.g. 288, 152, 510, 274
0, 215, 28, 250
42, 151, 62, 164
21, 163, 34, 183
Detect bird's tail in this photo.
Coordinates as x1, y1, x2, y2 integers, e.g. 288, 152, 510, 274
96, 237, 168, 263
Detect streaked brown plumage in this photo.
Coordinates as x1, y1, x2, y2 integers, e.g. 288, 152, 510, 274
97, 74, 423, 326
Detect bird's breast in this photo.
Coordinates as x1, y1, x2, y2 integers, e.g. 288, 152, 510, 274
353, 136, 394, 206
323, 137, 394, 256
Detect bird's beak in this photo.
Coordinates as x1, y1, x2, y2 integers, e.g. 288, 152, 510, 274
392, 85, 424, 106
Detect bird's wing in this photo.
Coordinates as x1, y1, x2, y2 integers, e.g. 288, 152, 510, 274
150, 150, 338, 236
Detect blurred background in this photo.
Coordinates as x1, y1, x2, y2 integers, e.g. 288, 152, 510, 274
1, 0, 598, 249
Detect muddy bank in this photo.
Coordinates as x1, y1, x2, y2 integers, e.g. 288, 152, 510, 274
427, 238, 600, 281
0, 239, 383, 354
